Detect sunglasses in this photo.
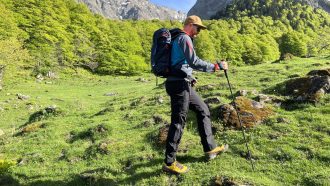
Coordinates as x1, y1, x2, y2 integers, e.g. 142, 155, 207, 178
193, 24, 202, 32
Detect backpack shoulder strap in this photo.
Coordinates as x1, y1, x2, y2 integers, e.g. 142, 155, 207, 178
170, 28, 186, 41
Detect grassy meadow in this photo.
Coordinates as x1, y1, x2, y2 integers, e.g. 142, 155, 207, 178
0, 57, 330, 185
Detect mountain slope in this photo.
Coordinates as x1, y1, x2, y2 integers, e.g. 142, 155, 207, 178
77, 0, 186, 20
188, 0, 330, 19
188, 0, 233, 19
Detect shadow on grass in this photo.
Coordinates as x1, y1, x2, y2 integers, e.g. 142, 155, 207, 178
0, 174, 20, 186
20, 159, 166, 185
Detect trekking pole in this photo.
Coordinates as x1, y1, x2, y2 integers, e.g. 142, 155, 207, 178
223, 69, 255, 171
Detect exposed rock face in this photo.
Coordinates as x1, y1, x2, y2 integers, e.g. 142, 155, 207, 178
188, 0, 233, 19
77, 0, 186, 20
217, 97, 273, 129
188, 0, 330, 20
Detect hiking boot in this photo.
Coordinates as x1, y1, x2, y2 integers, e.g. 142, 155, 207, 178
206, 144, 229, 160
162, 161, 189, 174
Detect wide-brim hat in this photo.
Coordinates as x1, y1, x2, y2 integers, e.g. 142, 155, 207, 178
184, 15, 207, 29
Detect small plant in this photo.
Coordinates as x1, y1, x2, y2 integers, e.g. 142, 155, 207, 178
0, 159, 16, 173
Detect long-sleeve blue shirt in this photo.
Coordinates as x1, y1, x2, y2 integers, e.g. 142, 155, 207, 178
168, 32, 215, 81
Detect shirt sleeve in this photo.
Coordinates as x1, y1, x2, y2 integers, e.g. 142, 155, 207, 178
178, 35, 215, 72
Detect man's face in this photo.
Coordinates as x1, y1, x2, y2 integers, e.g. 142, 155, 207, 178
191, 24, 202, 38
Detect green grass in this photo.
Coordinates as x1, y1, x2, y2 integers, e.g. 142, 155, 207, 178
0, 57, 329, 185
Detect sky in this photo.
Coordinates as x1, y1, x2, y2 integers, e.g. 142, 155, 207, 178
150, 0, 197, 13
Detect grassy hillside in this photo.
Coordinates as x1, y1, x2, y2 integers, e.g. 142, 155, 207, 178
0, 57, 329, 185
1, 0, 330, 76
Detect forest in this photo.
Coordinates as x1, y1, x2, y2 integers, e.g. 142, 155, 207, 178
0, 0, 330, 76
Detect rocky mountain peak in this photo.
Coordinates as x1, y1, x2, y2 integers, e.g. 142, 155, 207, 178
77, 0, 186, 20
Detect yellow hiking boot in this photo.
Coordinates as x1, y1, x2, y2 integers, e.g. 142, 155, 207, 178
206, 144, 229, 160
162, 161, 189, 174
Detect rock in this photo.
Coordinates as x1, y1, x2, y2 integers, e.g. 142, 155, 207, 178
130, 96, 147, 107
78, 0, 186, 20
156, 96, 164, 104
257, 94, 273, 104
45, 105, 57, 113
236, 90, 259, 96
58, 149, 68, 161
26, 103, 34, 110
188, 0, 233, 19
17, 93, 30, 100
84, 142, 110, 159
284, 72, 330, 102
251, 89, 259, 96
307, 69, 330, 77
204, 97, 221, 105
36, 74, 44, 81
196, 84, 216, 92
104, 93, 116, 96
217, 96, 273, 128
27, 105, 60, 123
213, 176, 249, 186
46, 71, 57, 79
69, 124, 110, 143
237, 90, 248, 96
20, 122, 46, 134
276, 117, 291, 124
281, 53, 295, 61
136, 78, 149, 83
288, 74, 300, 78
0, 129, 4, 136
152, 114, 168, 125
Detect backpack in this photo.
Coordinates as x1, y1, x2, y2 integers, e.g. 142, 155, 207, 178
151, 28, 184, 78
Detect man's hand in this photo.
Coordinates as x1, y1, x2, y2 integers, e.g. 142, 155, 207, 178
191, 78, 197, 87
218, 60, 228, 70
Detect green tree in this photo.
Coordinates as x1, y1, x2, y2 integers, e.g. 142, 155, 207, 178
279, 31, 308, 57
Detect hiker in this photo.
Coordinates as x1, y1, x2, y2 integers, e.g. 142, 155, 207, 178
162, 15, 229, 174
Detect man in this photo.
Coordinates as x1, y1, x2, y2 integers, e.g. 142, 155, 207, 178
162, 15, 229, 174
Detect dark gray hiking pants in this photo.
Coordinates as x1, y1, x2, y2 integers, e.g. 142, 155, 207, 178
165, 80, 217, 165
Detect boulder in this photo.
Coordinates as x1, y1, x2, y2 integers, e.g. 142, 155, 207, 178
284, 69, 330, 102
217, 96, 273, 128
307, 69, 330, 77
